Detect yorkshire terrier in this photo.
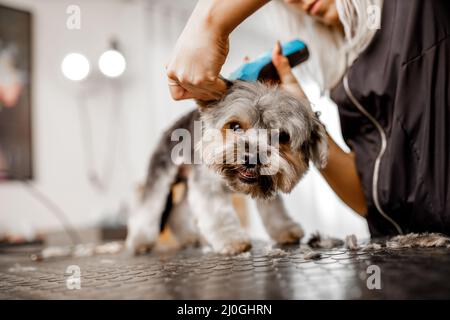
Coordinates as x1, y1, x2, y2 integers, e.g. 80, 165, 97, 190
126, 81, 327, 254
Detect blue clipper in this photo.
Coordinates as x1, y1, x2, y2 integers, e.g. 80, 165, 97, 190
229, 39, 309, 82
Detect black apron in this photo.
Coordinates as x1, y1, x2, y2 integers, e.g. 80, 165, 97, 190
331, 0, 450, 236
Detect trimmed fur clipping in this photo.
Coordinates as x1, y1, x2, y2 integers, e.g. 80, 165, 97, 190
298, 244, 321, 260
264, 245, 288, 257
345, 234, 358, 251
307, 232, 344, 249
361, 243, 383, 252
386, 233, 450, 249
303, 249, 322, 260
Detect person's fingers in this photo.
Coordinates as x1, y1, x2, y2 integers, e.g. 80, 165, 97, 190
167, 63, 227, 101
186, 77, 227, 99
271, 41, 298, 85
167, 65, 196, 99
183, 80, 223, 100
211, 77, 228, 96
168, 83, 196, 100
271, 41, 307, 99
168, 77, 227, 101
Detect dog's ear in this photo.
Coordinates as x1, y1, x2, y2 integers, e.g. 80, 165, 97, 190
308, 113, 328, 169
195, 78, 234, 110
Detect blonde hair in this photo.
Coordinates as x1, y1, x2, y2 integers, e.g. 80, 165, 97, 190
267, 0, 383, 91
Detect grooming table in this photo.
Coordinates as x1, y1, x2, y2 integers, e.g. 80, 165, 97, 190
1, 241, 449, 299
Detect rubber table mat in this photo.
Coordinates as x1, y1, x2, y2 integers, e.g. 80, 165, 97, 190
1, 242, 449, 299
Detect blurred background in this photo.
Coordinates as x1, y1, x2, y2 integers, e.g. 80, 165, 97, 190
0, 0, 369, 247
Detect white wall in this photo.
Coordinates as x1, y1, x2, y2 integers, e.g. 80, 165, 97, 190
0, 0, 369, 240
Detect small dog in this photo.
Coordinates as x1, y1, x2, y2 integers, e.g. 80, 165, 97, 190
126, 81, 328, 254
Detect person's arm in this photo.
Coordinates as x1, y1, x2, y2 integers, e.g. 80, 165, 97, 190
166, 0, 269, 101
199, 0, 269, 35
271, 42, 367, 216
319, 136, 367, 216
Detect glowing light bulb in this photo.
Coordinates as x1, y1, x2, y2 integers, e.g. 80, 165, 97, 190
61, 53, 90, 81
98, 50, 126, 78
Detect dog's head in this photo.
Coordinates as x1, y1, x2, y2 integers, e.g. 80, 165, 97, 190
198, 80, 327, 199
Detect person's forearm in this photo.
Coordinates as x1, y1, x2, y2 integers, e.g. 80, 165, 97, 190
319, 135, 367, 216
191, 0, 269, 35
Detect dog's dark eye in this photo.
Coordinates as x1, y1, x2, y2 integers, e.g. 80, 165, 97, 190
279, 131, 290, 144
229, 122, 242, 132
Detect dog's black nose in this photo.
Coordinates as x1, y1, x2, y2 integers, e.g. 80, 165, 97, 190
243, 154, 259, 168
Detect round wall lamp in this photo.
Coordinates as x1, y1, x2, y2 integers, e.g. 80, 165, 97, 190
61, 53, 90, 81
98, 50, 126, 78
98, 40, 126, 78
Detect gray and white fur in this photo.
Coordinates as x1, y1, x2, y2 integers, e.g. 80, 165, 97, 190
126, 81, 328, 254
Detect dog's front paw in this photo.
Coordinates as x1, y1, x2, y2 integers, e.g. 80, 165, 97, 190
270, 222, 304, 245
216, 235, 252, 255
126, 215, 159, 255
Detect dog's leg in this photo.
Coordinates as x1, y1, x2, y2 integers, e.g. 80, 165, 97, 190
167, 196, 201, 247
256, 195, 304, 244
126, 166, 178, 254
126, 137, 180, 254
188, 167, 251, 254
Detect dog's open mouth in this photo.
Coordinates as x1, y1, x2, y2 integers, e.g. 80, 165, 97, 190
238, 167, 258, 184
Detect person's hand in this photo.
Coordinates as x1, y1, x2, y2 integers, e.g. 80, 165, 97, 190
166, 0, 269, 101
166, 21, 229, 101
271, 41, 307, 100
